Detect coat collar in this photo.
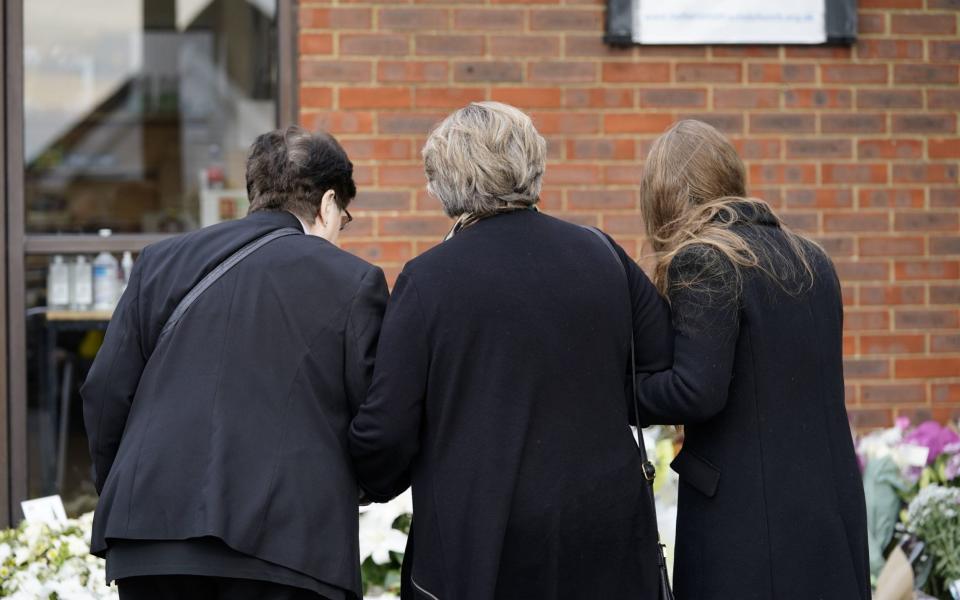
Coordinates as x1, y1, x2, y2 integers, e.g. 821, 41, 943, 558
714, 201, 780, 228
244, 209, 305, 232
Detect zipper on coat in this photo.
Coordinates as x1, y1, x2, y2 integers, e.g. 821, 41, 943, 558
411, 576, 440, 600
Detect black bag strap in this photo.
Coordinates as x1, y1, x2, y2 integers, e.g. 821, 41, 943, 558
158, 227, 302, 341
584, 226, 675, 599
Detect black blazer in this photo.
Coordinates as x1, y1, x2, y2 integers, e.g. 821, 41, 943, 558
638, 207, 870, 600
81, 210, 388, 597
349, 210, 674, 600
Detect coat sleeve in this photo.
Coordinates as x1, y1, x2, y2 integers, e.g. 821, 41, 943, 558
637, 246, 741, 425
80, 250, 148, 493
343, 266, 389, 416
615, 242, 673, 377
348, 271, 428, 502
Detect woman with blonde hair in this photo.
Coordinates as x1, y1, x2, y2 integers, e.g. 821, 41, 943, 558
349, 102, 674, 599
636, 120, 869, 599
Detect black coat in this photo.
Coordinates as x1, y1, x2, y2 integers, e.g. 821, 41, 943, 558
349, 210, 674, 600
638, 208, 870, 600
81, 210, 388, 597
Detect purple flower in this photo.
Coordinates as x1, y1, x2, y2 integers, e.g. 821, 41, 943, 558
903, 421, 960, 465
896, 416, 911, 430
946, 453, 960, 482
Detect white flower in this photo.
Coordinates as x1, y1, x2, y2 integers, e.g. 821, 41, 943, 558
358, 492, 412, 565
0, 541, 12, 562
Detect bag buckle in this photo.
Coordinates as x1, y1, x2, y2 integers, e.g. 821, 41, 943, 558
642, 461, 657, 482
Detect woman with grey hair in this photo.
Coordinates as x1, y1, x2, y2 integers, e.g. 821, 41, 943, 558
349, 102, 673, 599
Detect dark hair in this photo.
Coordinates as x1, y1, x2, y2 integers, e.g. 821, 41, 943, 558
245, 126, 356, 221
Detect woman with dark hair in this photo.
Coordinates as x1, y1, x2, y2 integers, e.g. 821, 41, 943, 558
636, 120, 870, 600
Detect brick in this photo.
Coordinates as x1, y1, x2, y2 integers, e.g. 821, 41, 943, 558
892, 164, 958, 184
859, 236, 925, 257
567, 139, 635, 160
859, 13, 887, 34
896, 358, 960, 378
733, 138, 781, 160
862, 384, 926, 405
929, 90, 960, 110
749, 164, 817, 185
821, 114, 886, 134
380, 8, 448, 30
816, 236, 855, 257
932, 189, 960, 208
378, 112, 444, 135
530, 112, 600, 134
303, 111, 374, 134
711, 46, 779, 58
602, 63, 671, 83
378, 61, 447, 83
605, 113, 674, 134
749, 114, 815, 134
859, 285, 924, 306
834, 260, 890, 281
416, 35, 484, 56
860, 0, 922, 7
896, 310, 960, 329
602, 165, 639, 185
415, 87, 485, 109
785, 139, 852, 159
779, 212, 819, 233
530, 8, 603, 30
892, 14, 956, 34
543, 165, 601, 185
896, 260, 960, 280
931, 285, 960, 304
530, 61, 597, 83
895, 212, 959, 232
350, 191, 411, 212
785, 189, 853, 208
299, 87, 332, 109
340, 86, 411, 109
341, 241, 414, 263
933, 334, 960, 353
454, 9, 525, 30
339, 139, 411, 161
860, 189, 924, 208
857, 39, 923, 60
822, 64, 889, 84
454, 61, 523, 82
825, 212, 889, 232
933, 383, 960, 404
300, 60, 371, 82
930, 139, 960, 159
895, 65, 959, 85
563, 88, 634, 108
861, 335, 925, 355
379, 216, 451, 237
565, 35, 633, 57
638, 88, 706, 108
490, 35, 560, 57
844, 358, 891, 379
928, 0, 960, 8
785, 46, 853, 59
848, 408, 894, 430
678, 63, 742, 83
340, 34, 408, 56
568, 189, 637, 210
748, 63, 815, 83
931, 41, 960, 61
491, 87, 562, 108
823, 164, 888, 184
857, 89, 923, 109
784, 89, 852, 109
679, 113, 744, 134
299, 34, 333, 55
714, 88, 779, 109
931, 236, 960, 255
857, 139, 923, 160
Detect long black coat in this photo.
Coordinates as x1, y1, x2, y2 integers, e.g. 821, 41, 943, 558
81, 210, 388, 597
638, 208, 870, 600
349, 210, 674, 600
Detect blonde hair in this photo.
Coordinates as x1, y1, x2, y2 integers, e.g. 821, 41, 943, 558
422, 102, 547, 217
640, 120, 815, 297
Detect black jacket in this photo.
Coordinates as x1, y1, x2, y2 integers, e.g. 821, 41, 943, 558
81, 210, 388, 597
638, 208, 870, 600
349, 210, 674, 600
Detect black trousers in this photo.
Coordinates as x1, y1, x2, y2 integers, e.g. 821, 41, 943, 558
117, 575, 328, 600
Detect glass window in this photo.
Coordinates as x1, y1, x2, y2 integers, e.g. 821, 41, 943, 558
22, 0, 279, 511
24, 0, 277, 234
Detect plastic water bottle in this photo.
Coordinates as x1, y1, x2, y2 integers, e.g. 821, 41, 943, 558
93, 230, 120, 310
47, 255, 70, 309
72, 256, 93, 311
120, 251, 134, 296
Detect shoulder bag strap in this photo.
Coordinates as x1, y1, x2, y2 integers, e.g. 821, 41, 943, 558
158, 227, 302, 341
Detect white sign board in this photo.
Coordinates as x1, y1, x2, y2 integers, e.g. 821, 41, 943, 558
634, 0, 827, 45
21, 495, 68, 525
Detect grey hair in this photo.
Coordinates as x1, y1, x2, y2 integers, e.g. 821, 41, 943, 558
422, 102, 547, 217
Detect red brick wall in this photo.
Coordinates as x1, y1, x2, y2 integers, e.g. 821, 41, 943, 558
297, 0, 960, 429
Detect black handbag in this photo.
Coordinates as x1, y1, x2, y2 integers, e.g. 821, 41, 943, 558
585, 226, 676, 600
